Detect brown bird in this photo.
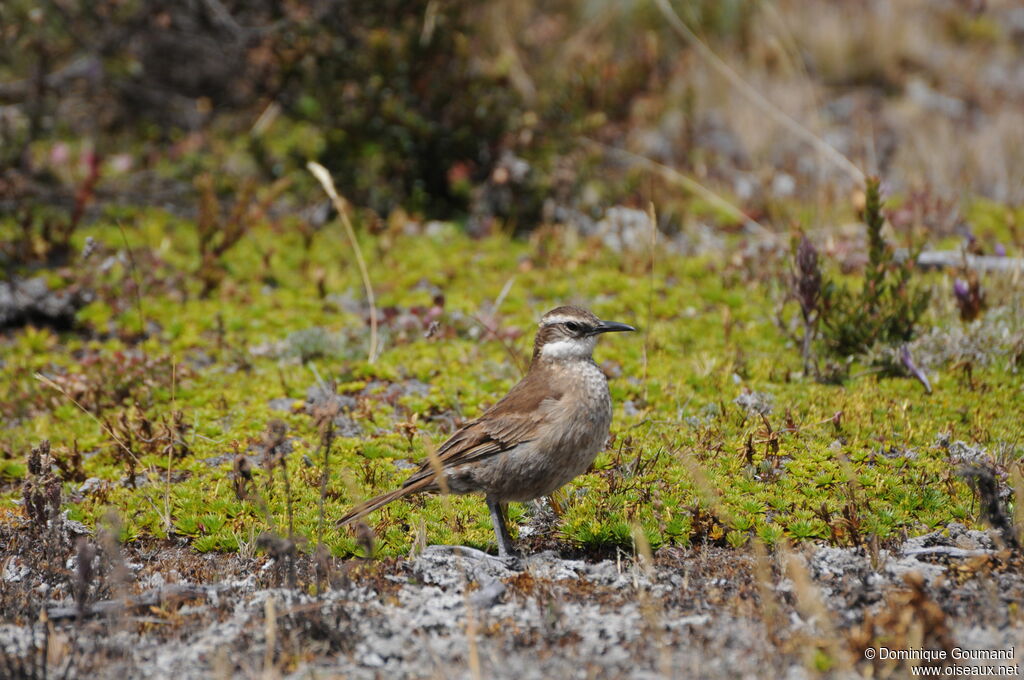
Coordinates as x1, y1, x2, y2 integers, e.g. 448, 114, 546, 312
338, 305, 635, 557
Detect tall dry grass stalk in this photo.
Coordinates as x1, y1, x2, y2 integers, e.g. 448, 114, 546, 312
778, 540, 851, 673
307, 161, 379, 363
262, 595, 279, 680
652, 0, 865, 188
585, 140, 773, 239
641, 202, 657, 404
1011, 467, 1024, 547
630, 523, 673, 678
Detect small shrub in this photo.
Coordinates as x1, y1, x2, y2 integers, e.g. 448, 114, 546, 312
818, 177, 930, 360
789, 177, 930, 378
286, 327, 347, 363
952, 271, 986, 322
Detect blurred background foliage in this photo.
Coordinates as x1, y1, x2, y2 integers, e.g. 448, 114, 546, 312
1, 0, 754, 226
2, 0, 1022, 240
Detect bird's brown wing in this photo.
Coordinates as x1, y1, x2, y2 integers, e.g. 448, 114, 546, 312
339, 367, 562, 525
402, 369, 563, 488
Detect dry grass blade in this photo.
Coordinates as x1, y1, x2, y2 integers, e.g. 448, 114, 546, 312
470, 313, 527, 377
465, 597, 482, 680
423, 439, 450, 496
642, 202, 657, 403
1013, 467, 1024, 548
262, 595, 278, 680
162, 360, 178, 533
652, 0, 865, 187
34, 373, 142, 470
630, 523, 672, 678
751, 539, 782, 640
306, 161, 379, 363
678, 448, 737, 527
586, 140, 774, 239
778, 540, 851, 673
631, 522, 655, 577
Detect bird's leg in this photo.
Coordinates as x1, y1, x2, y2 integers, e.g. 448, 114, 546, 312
419, 499, 520, 570
486, 496, 516, 558
417, 497, 518, 567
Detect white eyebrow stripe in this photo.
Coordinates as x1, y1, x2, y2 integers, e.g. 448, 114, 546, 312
540, 315, 583, 326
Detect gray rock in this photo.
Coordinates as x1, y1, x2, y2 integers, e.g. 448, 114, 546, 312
468, 580, 506, 609
733, 390, 774, 416
267, 397, 294, 412
1, 524, 1021, 679
0, 277, 84, 329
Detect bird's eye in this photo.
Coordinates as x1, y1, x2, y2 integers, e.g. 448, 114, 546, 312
565, 322, 582, 334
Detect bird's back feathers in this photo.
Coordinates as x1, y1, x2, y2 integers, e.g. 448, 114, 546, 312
338, 363, 564, 525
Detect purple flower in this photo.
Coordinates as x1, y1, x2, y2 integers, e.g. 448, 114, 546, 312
953, 278, 970, 302
953, 275, 985, 321
994, 243, 1006, 257
900, 344, 932, 394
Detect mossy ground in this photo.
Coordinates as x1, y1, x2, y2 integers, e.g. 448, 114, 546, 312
2, 203, 1022, 559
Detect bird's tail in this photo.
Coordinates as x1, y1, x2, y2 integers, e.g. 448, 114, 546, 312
337, 477, 435, 526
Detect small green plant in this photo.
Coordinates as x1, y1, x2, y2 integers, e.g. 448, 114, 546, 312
756, 523, 785, 546
787, 520, 821, 540
725, 529, 749, 548
819, 177, 930, 360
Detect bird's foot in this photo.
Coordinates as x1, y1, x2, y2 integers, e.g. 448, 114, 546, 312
420, 544, 522, 570
494, 551, 522, 570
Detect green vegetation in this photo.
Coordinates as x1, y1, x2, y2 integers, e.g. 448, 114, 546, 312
819, 178, 930, 363
2, 202, 1021, 558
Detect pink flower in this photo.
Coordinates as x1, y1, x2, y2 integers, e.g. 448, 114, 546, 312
109, 154, 133, 173
50, 143, 70, 166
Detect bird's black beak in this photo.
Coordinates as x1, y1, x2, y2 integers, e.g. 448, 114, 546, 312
593, 320, 636, 335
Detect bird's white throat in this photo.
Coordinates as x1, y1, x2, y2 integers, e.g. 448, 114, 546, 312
539, 336, 597, 360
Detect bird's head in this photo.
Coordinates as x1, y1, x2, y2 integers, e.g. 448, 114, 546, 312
532, 306, 635, 362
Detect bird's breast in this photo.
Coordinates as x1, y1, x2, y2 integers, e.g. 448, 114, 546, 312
449, 360, 615, 502
542, 361, 612, 459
